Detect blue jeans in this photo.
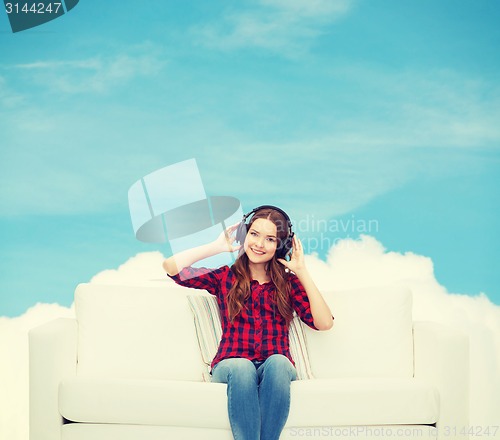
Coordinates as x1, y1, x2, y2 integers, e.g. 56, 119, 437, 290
211, 354, 297, 440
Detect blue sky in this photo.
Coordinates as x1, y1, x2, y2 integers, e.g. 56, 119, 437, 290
1, 0, 499, 316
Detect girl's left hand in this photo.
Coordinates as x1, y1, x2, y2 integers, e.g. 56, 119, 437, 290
277, 236, 305, 274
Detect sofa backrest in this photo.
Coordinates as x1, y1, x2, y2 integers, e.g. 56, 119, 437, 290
74, 282, 414, 381
304, 286, 414, 378
75, 283, 206, 381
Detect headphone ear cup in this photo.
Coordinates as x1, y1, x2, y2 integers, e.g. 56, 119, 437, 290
235, 221, 247, 245
276, 246, 285, 259
276, 237, 289, 258
278, 233, 294, 259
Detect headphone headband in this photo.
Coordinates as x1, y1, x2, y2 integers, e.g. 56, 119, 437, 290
242, 205, 292, 230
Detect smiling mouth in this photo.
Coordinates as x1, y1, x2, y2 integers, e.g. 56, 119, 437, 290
251, 248, 265, 255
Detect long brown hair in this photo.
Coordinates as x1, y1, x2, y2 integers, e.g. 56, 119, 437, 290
227, 208, 294, 324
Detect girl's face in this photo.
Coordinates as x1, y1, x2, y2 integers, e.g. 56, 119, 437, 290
244, 218, 278, 265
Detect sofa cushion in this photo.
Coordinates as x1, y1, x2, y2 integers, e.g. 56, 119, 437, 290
305, 286, 414, 378
60, 377, 229, 428
288, 378, 438, 426
59, 377, 438, 428
187, 294, 314, 380
75, 283, 206, 381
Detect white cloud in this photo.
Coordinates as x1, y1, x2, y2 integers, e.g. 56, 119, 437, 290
392, 73, 500, 149
7, 44, 166, 95
89, 251, 169, 285
192, 0, 354, 57
1, 238, 499, 439
12, 59, 103, 70
260, 0, 352, 18
327, 66, 500, 149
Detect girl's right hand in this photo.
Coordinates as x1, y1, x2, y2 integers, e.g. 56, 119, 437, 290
214, 223, 242, 253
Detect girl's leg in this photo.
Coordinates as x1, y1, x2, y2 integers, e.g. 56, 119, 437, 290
211, 358, 260, 440
257, 354, 297, 440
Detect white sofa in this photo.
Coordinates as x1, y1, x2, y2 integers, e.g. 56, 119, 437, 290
29, 281, 469, 440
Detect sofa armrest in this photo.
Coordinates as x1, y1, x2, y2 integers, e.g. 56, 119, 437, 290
29, 318, 78, 440
413, 321, 469, 440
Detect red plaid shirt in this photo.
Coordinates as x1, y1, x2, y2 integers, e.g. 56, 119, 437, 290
169, 265, 318, 369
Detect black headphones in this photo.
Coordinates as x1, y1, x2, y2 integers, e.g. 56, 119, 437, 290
235, 205, 294, 259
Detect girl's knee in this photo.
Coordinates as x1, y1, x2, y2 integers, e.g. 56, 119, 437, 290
262, 355, 297, 381
267, 354, 293, 369
267, 354, 289, 364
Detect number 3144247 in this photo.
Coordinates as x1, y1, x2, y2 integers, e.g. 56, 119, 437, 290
5, 2, 63, 14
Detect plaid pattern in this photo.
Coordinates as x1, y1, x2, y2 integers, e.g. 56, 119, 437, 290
169, 265, 317, 370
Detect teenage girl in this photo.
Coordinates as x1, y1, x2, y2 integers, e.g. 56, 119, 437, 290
163, 206, 333, 440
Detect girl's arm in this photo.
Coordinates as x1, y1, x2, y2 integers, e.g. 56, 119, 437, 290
278, 236, 334, 331
162, 223, 241, 276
